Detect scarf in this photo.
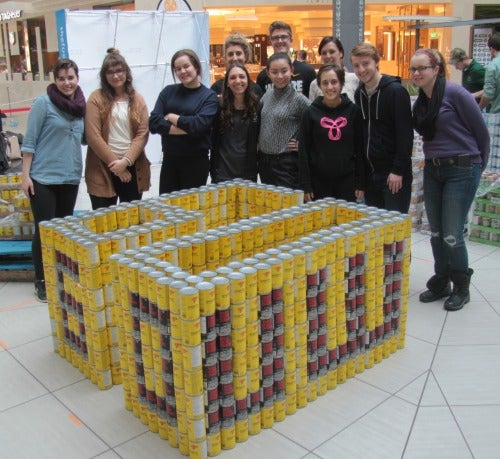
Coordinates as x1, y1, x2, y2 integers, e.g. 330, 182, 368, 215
47, 83, 86, 118
412, 76, 446, 141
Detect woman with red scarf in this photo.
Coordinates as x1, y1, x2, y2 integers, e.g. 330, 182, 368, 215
21, 59, 86, 302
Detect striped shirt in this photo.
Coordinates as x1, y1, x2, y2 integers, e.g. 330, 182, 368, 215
259, 84, 311, 154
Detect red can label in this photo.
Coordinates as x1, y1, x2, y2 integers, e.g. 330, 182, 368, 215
260, 293, 272, 307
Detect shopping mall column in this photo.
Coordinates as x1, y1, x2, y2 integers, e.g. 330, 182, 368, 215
334, 0, 365, 72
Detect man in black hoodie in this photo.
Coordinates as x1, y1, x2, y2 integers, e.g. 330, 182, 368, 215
351, 43, 413, 213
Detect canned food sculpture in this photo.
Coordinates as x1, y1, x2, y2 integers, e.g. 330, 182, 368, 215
40, 180, 411, 459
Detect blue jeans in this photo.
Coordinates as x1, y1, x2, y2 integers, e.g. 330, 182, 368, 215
424, 162, 481, 276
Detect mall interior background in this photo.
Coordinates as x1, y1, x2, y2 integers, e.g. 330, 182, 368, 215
0, 0, 499, 135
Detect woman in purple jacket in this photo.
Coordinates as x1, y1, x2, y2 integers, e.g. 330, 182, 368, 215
411, 48, 490, 311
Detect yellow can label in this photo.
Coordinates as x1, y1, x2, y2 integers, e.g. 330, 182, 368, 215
232, 327, 247, 353
180, 288, 200, 321
183, 368, 204, 395
246, 296, 259, 322
181, 318, 201, 347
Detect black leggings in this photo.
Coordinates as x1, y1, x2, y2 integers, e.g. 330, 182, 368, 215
89, 166, 142, 210
312, 173, 357, 202
160, 152, 210, 194
258, 151, 298, 189
29, 180, 79, 281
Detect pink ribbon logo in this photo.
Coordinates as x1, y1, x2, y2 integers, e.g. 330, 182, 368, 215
320, 116, 348, 141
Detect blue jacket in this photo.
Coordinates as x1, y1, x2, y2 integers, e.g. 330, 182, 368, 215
22, 94, 84, 185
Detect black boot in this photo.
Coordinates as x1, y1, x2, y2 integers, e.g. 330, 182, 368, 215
444, 269, 473, 311
419, 274, 451, 303
34, 280, 47, 303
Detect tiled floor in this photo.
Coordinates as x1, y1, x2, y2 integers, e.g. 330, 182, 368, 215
1, 166, 500, 458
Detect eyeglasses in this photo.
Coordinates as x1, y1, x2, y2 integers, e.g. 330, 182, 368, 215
270, 34, 290, 42
409, 65, 434, 74
106, 69, 125, 76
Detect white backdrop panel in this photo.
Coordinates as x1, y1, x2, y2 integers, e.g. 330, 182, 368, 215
60, 9, 210, 164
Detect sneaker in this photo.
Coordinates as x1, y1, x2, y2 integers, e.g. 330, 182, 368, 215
34, 280, 47, 303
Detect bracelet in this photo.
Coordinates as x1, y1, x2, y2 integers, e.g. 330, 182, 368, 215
123, 156, 132, 166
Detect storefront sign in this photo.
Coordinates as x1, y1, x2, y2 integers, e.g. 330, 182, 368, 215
472, 27, 493, 66
0, 10, 22, 21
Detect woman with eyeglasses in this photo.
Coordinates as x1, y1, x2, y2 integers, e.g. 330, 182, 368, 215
411, 48, 490, 311
308, 36, 359, 103
149, 49, 218, 193
85, 48, 151, 209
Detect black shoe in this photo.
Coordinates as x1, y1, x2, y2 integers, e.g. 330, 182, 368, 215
419, 285, 451, 303
444, 269, 473, 311
419, 274, 451, 303
444, 290, 470, 311
35, 280, 47, 303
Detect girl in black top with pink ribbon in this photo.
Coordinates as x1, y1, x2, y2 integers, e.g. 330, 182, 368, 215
299, 64, 365, 202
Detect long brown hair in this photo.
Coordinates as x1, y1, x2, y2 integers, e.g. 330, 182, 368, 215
98, 48, 138, 121
220, 63, 259, 130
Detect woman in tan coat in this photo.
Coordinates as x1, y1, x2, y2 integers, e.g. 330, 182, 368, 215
85, 48, 150, 209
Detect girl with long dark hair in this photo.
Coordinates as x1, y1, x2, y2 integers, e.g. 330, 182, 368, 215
211, 63, 260, 182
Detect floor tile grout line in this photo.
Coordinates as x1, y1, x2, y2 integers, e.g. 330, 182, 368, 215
272, 368, 430, 455
4, 332, 53, 352
270, 424, 318, 454
353, 368, 430, 404
307, 391, 402, 455
51, 390, 119, 453
105, 429, 177, 456
430, 370, 476, 458
0, 348, 86, 413
0, 391, 50, 414
400, 306, 450, 458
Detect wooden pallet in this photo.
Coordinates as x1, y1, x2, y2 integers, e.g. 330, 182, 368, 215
0, 240, 34, 282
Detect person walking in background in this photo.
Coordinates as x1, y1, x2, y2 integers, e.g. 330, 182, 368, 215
211, 63, 260, 183
479, 34, 500, 113
85, 48, 150, 210
309, 36, 359, 103
411, 48, 490, 311
256, 21, 316, 98
296, 50, 308, 62
149, 49, 218, 193
258, 52, 311, 189
211, 32, 262, 98
299, 64, 365, 203
448, 47, 485, 101
21, 59, 86, 302
350, 43, 413, 213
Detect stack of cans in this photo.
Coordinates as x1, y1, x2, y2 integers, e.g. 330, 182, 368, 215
40, 182, 413, 459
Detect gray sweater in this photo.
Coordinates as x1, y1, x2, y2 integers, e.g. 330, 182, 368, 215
259, 84, 311, 154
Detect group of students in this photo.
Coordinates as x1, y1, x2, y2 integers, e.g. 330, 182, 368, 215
21, 21, 491, 313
